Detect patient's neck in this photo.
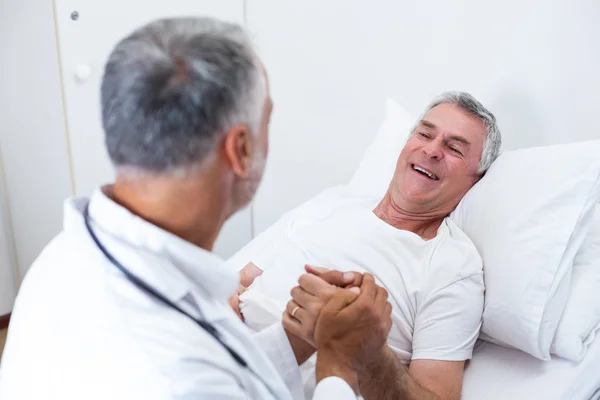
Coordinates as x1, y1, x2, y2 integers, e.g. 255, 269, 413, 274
373, 193, 446, 240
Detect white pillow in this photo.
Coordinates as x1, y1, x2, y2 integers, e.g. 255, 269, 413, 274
450, 141, 600, 360
551, 205, 600, 362
347, 99, 413, 198
349, 98, 600, 359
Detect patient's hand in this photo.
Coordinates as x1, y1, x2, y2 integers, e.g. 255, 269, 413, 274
228, 285, 246, 321
240, 262, 263, 287
228, 263, 263, 321
283, 265, 363, 346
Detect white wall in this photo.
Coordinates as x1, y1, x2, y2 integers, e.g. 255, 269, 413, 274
248, 0, 600, 233
0, 0, 74, 288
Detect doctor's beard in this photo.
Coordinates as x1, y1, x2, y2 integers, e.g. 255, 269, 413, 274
246, 147, 267, 198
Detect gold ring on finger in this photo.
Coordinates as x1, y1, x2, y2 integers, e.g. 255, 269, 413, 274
291, 306, 300, 318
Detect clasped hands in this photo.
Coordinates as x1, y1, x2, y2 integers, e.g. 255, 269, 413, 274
283, 265, 391, 355
283, 265, 393, 394
230, 263, 392, 393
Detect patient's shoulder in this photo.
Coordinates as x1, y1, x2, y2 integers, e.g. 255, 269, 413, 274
429, 218, 483, 285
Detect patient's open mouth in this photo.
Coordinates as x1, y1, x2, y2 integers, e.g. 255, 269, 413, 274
411, 164, 439, 180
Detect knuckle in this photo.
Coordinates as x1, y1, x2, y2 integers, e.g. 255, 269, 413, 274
319, 286, 336, 300
379, 287, 389, 299
370, 307, 379, 319
286, 301, 296, 313
290, 286, 300, 298
358, 301, 371, 314
298, 274, 309, 287
282, 316, 293, 330
314, 302, 324, 314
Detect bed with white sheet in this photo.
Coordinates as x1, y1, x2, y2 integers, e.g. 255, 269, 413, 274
463, 337, 600, 400
226, 99, 600, 400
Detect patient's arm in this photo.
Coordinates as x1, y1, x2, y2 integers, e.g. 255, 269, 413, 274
358, 347, 463, 400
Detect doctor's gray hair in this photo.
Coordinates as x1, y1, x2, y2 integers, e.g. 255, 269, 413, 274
419, 91, 502, 174
100, 17, 266, 173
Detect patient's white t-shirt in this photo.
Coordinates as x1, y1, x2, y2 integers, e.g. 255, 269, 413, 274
232, 193, 484, 363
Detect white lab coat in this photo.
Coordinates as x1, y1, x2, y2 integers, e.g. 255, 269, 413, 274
0, 187, 355, 400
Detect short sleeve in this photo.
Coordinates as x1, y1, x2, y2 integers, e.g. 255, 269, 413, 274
411, 273, 484, 361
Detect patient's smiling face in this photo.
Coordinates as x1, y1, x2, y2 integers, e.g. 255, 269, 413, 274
389, 103, 486, 216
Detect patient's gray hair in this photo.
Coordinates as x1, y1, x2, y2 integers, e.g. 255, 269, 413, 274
417, 91, 502, 173
101, 17, 266, 174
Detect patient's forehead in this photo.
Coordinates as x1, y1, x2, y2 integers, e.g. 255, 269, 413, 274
421, 103, 486, 143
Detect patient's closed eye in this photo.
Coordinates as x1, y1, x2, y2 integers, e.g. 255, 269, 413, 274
419, 132, 431, 139
449, 146, 462, 155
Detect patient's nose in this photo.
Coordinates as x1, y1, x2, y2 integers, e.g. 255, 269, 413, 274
423, 141, 443, 160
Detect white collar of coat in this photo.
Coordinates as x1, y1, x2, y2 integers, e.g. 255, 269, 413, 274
63, 185, 239, 322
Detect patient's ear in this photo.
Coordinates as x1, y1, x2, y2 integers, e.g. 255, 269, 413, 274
223, 124, 252, 178
472, 170, 485, 185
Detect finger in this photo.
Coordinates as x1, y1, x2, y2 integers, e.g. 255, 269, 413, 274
227, 296, 244, 321
286, 300, 309, 322
298, 273, 336, 300
291, 286, 322, 312
343, 272, 363, 288
384, 302, 393, 318
227, 296, 239, 310
358, 273, 377, 300
305, 265, 363, 288
383, 305, 393, 334
305, 265, 329, 275
319, 288, 360, 318
282, 311, 304, 338
349, 286, 361, 295
322, 270, 363, 288
374, 286, 389, 314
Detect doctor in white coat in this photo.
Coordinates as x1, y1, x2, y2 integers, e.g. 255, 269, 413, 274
0, 16, 393, 400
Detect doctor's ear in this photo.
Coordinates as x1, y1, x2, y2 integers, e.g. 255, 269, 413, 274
223, 124, 253, 178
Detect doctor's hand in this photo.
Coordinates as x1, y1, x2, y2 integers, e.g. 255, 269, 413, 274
314, 273, 392, 393
282, 266, 362, 347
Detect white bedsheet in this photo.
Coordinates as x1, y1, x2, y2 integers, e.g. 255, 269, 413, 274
463, 336, 600, 400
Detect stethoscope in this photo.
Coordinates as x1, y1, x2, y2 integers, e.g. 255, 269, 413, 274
83, 204, 279, 398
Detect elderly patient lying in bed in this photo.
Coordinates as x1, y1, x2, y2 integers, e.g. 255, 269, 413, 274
228, 92, 502, 399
